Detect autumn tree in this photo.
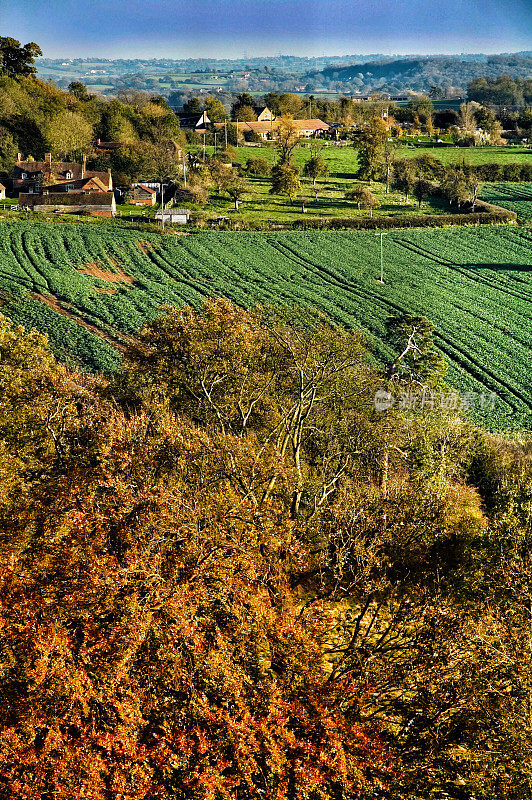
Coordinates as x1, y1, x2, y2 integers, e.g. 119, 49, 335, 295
303, 154, 329, 186
391, 158, 417, 202
204, 94, 227, 122
412, 177, 432, 208
45, 110, 94, 160
345, 184, 380, 212
354, 116, 388, 180
0, 313, 390, 799
226, 176, 249, 209
273, 114, 300, 164
270, 161, 301, 204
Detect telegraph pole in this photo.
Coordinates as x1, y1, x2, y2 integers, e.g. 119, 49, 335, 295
161, 181, 165, 232
375, 231, 388, 283
225, 118, 228, 149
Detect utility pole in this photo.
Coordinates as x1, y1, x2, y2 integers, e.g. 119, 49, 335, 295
182, 153, 187, 188
214, 132, 218, 155
203, 134, 206, 161
225, 118, 228, 149
161, 181, 165, 232
375, 231, 388, 283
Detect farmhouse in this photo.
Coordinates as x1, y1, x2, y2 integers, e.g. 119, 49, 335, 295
230, 118, 332, 140
253, 105, 275, 122
19, 191, 116, 217
293, 119, 332, 137
13, 153, 113, 194
42, 176, 110, 194
128, 184, 157, 205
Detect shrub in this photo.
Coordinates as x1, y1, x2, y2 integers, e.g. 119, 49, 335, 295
246, 157, 271, 176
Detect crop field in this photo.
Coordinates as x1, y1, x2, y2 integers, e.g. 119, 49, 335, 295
0, 221, 530, 428
480, 182, 532, 222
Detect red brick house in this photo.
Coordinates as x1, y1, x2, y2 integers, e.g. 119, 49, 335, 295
13, 153, 112, 194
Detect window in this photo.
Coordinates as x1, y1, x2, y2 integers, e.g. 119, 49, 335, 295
66, 171, 73, 179
21, 172, 27, 179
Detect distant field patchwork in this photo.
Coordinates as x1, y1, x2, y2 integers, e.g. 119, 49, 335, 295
0, 221, 530, 428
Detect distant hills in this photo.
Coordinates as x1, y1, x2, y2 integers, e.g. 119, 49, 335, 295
311, 54, 532, 95
36, 52, 532, 98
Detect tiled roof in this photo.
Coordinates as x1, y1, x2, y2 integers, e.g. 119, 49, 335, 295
20, 192, 114, 206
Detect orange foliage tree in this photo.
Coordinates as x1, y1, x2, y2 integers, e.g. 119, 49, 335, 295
0, 314, 391, 799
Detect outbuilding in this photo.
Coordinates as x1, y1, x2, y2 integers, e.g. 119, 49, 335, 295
155, 208, 190, 225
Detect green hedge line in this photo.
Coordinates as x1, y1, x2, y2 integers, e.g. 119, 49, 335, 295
290, 204, 517, 231
473, 163, 532, 181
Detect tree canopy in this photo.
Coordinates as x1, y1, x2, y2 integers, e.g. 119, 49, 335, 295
0, 301, 531, 799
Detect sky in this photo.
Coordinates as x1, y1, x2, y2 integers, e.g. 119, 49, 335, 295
1, 0, 531, 59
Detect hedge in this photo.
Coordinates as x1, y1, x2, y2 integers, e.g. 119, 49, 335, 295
291, 203, 517, 231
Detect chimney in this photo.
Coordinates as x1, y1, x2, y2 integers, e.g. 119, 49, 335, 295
44, 153, 51, 164
82, 154, 86, 179
17, 152, 22, 163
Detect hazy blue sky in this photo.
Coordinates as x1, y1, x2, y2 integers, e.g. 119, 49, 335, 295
2, 0, 531, 58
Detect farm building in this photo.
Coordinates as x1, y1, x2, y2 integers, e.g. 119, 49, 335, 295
155, 208, 190, 224
220, 118, 332, 140
41, 176, 110, 194
253, 106, 275, 122
13, 153, 112, 194
19, 191, 116, 217
94, 138, 122, 155
128, 184, 157, 205
177, 111, 210, 130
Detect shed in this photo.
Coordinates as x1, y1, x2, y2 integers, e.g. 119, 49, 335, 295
155, 208, 190, 225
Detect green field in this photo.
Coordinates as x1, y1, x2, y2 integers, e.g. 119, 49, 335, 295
0, 221, 530, 428
480, 182, 532, 222
229, 143, 531, 171
396, 144, 532, 165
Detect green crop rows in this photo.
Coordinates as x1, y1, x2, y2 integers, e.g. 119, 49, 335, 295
480, 182, 532, 222
0, 220, 530, 429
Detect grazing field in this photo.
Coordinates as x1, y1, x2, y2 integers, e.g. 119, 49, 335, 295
480, 182, 532, 222
395, 144, 532, 165
0, 221, 530, 428
230, 144, 531, 175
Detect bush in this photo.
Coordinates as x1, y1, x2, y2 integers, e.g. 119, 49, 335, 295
243, 130, 264, 144
173, 185, 209, 205
246, 157, 271, 176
